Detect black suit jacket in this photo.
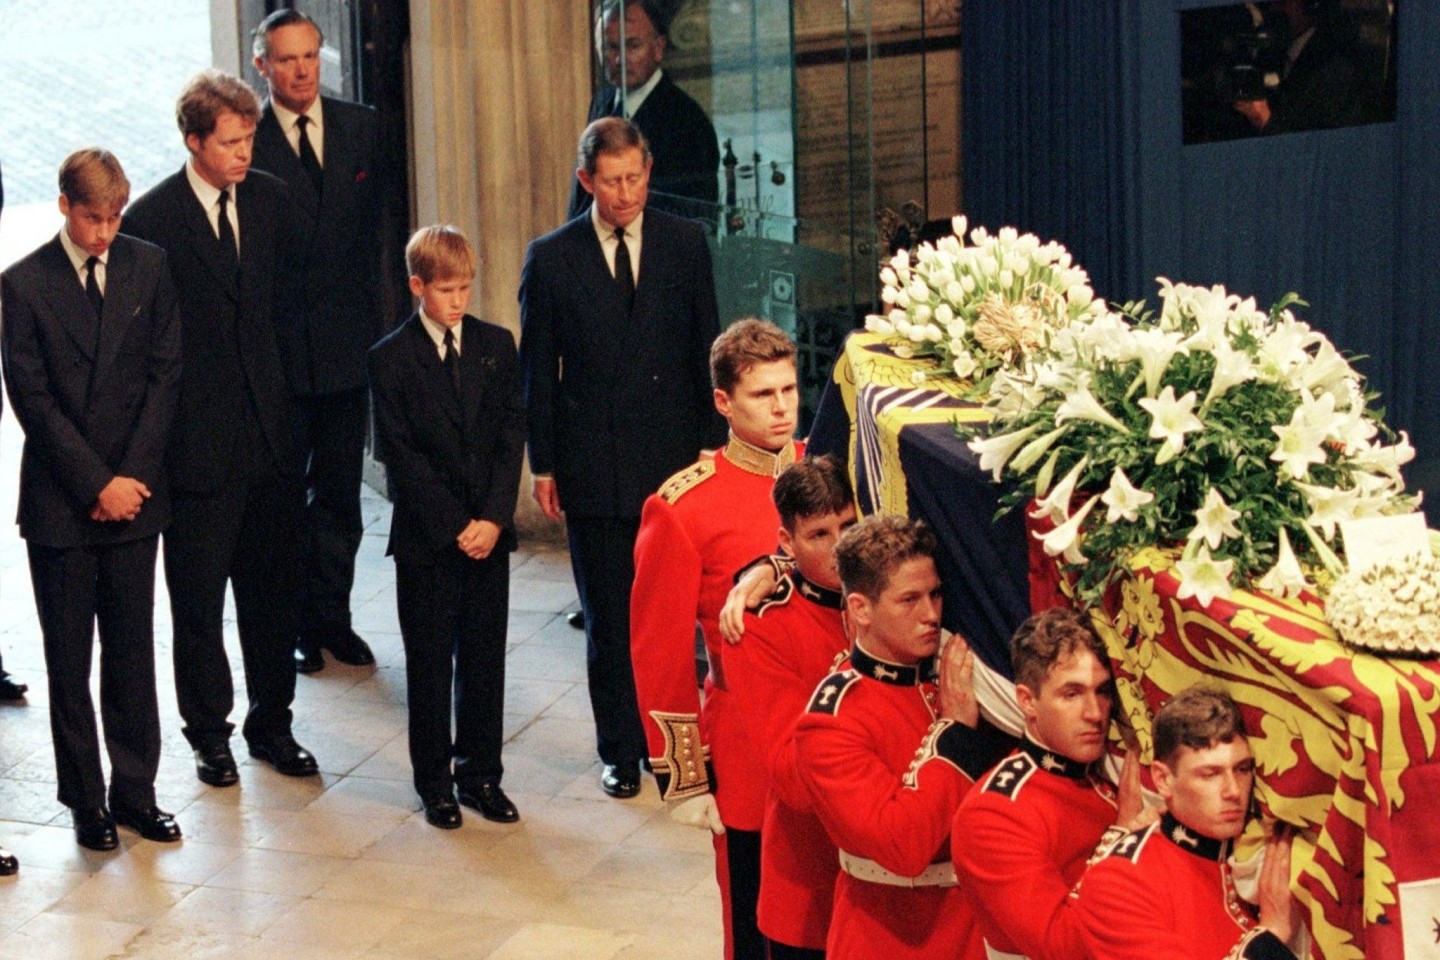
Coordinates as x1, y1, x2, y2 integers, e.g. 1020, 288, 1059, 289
252, 97, 384, 395
567, 72, 721, 221
519, 208, 722, 519
1, 234, 181, 547
369, 314, 526, 564
122, 167, 300, 492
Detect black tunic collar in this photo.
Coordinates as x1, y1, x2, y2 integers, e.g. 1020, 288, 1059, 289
1019, 738, 1093, 781
794, 572, 843, 610
1160, 812, 1231, 862
850, 643, 937, 686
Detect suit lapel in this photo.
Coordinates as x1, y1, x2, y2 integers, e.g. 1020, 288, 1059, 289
458, 317, 486, 434
174, 174, 240, 303
91, 238, 139, 384
36, 238, 98, 360
405, 316, 463, 429
569, 223, 630, 383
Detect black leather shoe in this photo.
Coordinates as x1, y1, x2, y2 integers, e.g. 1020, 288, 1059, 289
0, 847, 17, 876
194, 743, 239, 787
72, 807, 118, 851
0, 673, 27, 701
566, 611, 585, 630
421, 793, 462, 830
248, 735, 319, 777
294, 641, 324, 674
458, 782, 519, 823
600, 762, 640, 799
323, 627, 375, 666
112, 804, 182, 843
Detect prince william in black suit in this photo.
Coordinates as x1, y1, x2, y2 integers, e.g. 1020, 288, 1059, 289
123, 70, 319, 788
1, 149, 181, 850
521, 117, 723, 799
250, 9, 385, 672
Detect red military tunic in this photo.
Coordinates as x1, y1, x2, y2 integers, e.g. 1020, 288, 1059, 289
793, 643, 1014, 960
724, 572, 848, 950
631, 435, 803, 827
952, 740, 1120, 960
1073, 813, 1297, 960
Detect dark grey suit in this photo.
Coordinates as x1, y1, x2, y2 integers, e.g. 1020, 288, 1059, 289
252, 96, 384, 640
520, 207, 722, 765
1, 233, 181, 810
123, 166, 304, 750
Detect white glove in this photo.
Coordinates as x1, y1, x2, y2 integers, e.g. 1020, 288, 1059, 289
667, 794, 725, 834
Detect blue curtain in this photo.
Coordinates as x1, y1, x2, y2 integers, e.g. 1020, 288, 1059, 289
963, 2, 1438, 518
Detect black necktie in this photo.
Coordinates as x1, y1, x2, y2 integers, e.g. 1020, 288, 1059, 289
610, 93, 626, 118
296, 115, 323, 193
216, 189, 238, 266
442, 328, 460, 394
84, 256, 104, 318
613, 228, 634, 310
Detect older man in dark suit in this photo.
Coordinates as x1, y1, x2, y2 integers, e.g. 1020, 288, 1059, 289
124, 69, 319, 789
522, 117, 722, 800
2, 148, 182, 851
250, 8, 384, 673
567, 0, 720, 222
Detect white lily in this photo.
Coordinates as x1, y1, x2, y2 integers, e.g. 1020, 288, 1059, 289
969, 424, 1040, 481
1174, 543, 1235, 608
1269, 408, 1328, 480
1009, 425, 1071, 475
1137, 386, 1204, 464
1030, 456, 1091, 525
1101, 466, 1155, 524
1201, 342, 1256, 409
1189, 488, 1242, 550
1055, 383, 1128, 432
952, 351, 978, 379
1124, 327, 1188, 398
1034, 494, 1100, 564
1294, 482, 1362, 539
1255, 528, 1311, 598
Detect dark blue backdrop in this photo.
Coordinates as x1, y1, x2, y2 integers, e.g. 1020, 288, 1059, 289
963, 2, 1438, 519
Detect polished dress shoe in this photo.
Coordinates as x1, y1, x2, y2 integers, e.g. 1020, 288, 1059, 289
600, 762, 641, 799
194, 743, 240, 787
458, 782, 519, 823
566, 611, 585, 630
0, 673, 27, 701
0, 847, 17, 876
248, 735, 319, 777
72, 807, 118, 851
421, 792, 462, 830
294, 641, 324, 674
112, 804, 182, 843
322, 627, 375, 666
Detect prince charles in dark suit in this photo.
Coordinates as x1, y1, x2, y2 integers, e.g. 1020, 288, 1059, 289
521, 117, 722, 799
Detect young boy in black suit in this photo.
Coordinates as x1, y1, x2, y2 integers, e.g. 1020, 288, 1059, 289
369, 225, 526, 829
1, 148, 182, 851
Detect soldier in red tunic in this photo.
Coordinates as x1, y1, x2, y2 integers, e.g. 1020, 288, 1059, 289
952, 607, 1148, 960
793, 516, 1014, 960
723, 455, 856, 959
1073, 686, 1302, 960
631, 318, 804, 960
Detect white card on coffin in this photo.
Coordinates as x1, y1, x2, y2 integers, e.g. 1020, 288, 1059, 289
1400, 876, 1440, 958
1340, 514, 1430, 575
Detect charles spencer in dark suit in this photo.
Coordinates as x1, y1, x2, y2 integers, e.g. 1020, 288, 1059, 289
250, 7, 386, 670
370, 225, 525, 827
122, 69, 318, 788
522, 117, 722, 798
1, 148, 182, 849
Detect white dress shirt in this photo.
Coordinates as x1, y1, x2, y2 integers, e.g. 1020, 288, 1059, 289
270, 97, 325, 166
590, 204, 643, 284
57, 227, 107, 295
185, 160, 240, 253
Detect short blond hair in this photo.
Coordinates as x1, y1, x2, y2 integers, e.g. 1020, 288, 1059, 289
59, 148, 130, 209
405, 225, 477, 283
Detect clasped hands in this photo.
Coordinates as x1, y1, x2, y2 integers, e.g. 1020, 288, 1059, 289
91, 476, 150, 522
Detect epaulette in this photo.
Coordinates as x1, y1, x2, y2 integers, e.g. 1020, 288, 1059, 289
980, 751, 1038, 800
807, 670, 860, 715
1104, 821, 1158, 864
752, 574, 795, 618
657, 459, 716, 504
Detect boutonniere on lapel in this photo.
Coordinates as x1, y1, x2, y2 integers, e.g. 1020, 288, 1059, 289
476, 356, 498, 372
354, 170, 368, 183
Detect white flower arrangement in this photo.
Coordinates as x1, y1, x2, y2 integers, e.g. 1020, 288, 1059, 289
966, 278, 1419, 605
1327, 553, 1440, 657
864, 217, 1108, 388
